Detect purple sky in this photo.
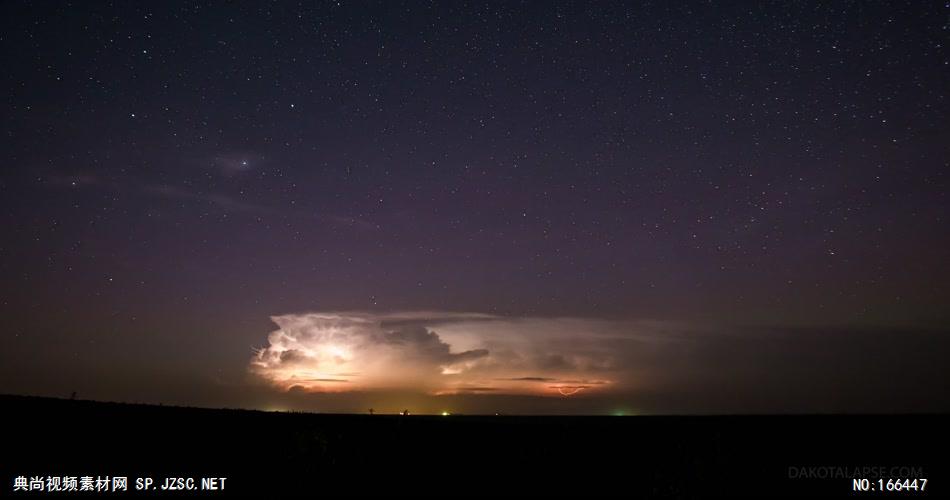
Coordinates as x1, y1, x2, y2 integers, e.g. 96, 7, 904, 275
1, 1, 948, 414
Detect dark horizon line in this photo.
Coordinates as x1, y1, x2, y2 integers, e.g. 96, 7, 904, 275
5, 393, 948, 418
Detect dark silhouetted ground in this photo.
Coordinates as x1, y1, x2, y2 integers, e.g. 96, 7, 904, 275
2, 395, 946, 497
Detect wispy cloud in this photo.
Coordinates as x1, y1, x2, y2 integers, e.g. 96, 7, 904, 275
43, 173, 377, 229
212, 154, 256, 175
140, 183, 276, 214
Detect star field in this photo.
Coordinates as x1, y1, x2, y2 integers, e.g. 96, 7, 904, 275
1, 1, 948, 412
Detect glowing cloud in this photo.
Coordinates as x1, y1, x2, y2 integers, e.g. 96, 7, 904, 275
249, 312, 630, 396
250, 313, 950, 412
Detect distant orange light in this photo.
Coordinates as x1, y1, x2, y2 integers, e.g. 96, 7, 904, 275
556, 387, 583, 396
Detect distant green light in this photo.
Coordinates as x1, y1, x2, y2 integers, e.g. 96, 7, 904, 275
441, 411, 450, 416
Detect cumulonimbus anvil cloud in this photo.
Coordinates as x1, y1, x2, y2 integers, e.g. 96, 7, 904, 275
249, 312, 623, 396
248, 312, 950, 411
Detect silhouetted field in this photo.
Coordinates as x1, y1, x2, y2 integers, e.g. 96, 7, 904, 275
2, 395, 946, 497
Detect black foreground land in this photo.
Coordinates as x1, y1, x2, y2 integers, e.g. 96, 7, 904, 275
2, 395, 946, 498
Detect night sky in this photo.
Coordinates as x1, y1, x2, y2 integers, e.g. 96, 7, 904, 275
2, 1, 948, 414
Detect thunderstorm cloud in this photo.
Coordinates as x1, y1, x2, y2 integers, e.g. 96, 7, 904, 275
250, 312, 626, 396
249, 312, 950, 411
